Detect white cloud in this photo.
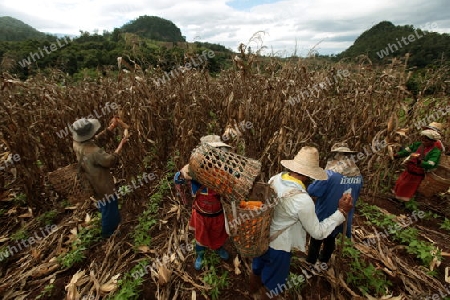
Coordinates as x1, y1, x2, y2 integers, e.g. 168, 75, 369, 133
0, 0, 449, 55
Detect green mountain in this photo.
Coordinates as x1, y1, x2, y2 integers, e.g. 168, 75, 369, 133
120, 15, 185, 42
337, 21, 450, 67
0, 16, 47, 41
0, 15, 233, 80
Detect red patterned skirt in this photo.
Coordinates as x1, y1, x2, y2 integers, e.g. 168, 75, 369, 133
189, 190, 228, 250
394, 170, 424, 201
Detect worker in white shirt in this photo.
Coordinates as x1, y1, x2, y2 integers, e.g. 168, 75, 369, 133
250, 146, 353, 300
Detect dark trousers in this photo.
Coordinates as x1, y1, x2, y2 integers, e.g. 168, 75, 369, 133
306, 235, 336, 264
98, 195, 121, 238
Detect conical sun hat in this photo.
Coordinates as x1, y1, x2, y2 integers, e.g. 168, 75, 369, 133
200, 135, 231, 148
330, 142, 357, 153
281, 146, 327, 180
70, 118, 101, 142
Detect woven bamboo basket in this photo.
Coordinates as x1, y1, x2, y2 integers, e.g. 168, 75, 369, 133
222, 182, 278, 258
47, 163, 95, 203
417, 155, 450, 197
433, 155, 450, 179
189, 143, 261, 204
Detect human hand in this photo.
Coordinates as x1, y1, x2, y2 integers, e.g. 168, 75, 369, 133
338, 194, 353, 215
108, 116, 120, 131
180, 164, 192, 180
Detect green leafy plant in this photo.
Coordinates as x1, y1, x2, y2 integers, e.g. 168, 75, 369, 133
13, 193, 27, 205
35, 160, 44, 168
202, 251, 229, 300
421, 210, 438, 220
118, 185, 132, 196
58, 220, 101, 269
133, 153, 177, 247
59, 199, 70, 208
342, 238, 391, 296
406, 239, 439, 266
286, 272, 305, 295
359, 201, 441, 267
111, 260, 149, 300
404, 198, 418, 211
37, 210, 58, 225
440, 218, 450, 231
0, 246, 10, 263
11, 228, 28, 241
36, 282, 54, 299
143, 147, 158, 168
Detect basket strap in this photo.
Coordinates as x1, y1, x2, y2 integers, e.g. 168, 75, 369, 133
268, 189, 304, 242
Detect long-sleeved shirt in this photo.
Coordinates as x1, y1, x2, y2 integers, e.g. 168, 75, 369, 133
397, 141, 441, 171
73, 129, 119, 199
268, 172, 345, 252
307, 170, 363, 238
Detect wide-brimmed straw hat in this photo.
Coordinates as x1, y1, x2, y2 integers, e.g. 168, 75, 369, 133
281, 146, 327, 180
70, 118, 101, 142
422, 122, 444, 134
330, 142, 358, 153
420, 129, 441, 141
200, 135, 231, 148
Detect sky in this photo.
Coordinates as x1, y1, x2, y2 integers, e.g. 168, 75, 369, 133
1, 0, 449, 56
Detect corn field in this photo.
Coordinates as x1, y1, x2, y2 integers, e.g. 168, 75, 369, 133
0, 52, 449, 299
1, 54, 448, 204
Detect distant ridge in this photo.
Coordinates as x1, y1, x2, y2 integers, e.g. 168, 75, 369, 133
0, 16, 47, 41
337, 21, 450, 67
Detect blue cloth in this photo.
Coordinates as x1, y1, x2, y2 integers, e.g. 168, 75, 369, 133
98, 194, 121, 238
252, 247, 292, 292
307, 170, 363, 237
174, 171, 207, 195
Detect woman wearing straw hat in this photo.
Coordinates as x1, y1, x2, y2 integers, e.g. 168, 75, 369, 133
174, 135, 231, 270
306, 142, 363, 265
250, 146, 353, 300
392, 129, 442, 202
71, 117, 128, 238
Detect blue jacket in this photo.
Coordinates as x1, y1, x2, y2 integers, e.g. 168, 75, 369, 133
307, 170, 363, 237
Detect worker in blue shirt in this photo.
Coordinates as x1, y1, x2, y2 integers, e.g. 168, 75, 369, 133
306, 143, 363, 264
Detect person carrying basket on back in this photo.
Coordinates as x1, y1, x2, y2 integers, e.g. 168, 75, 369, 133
392, 129, 442, 202
174, 135, 231, 270
249, 146, 353, 300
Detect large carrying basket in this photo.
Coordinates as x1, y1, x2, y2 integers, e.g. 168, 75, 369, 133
189, 143, 261, 204
417, 155, 450, 197
47, 163, 95, 204
222, 182, 278, 258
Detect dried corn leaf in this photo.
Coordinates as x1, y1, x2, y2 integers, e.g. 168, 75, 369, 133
65, 270, 87, 300
233, 255, 241, 275
100, 274, 120, 293
84, 213, 91, 224
157, 265, 171, 285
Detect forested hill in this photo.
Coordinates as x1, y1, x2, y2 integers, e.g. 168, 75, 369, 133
0, 16, 233, 80
337, 21, 450, 68
120, 15, 185, 42
0, 16, 48, 41
0, 15, 186, 43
